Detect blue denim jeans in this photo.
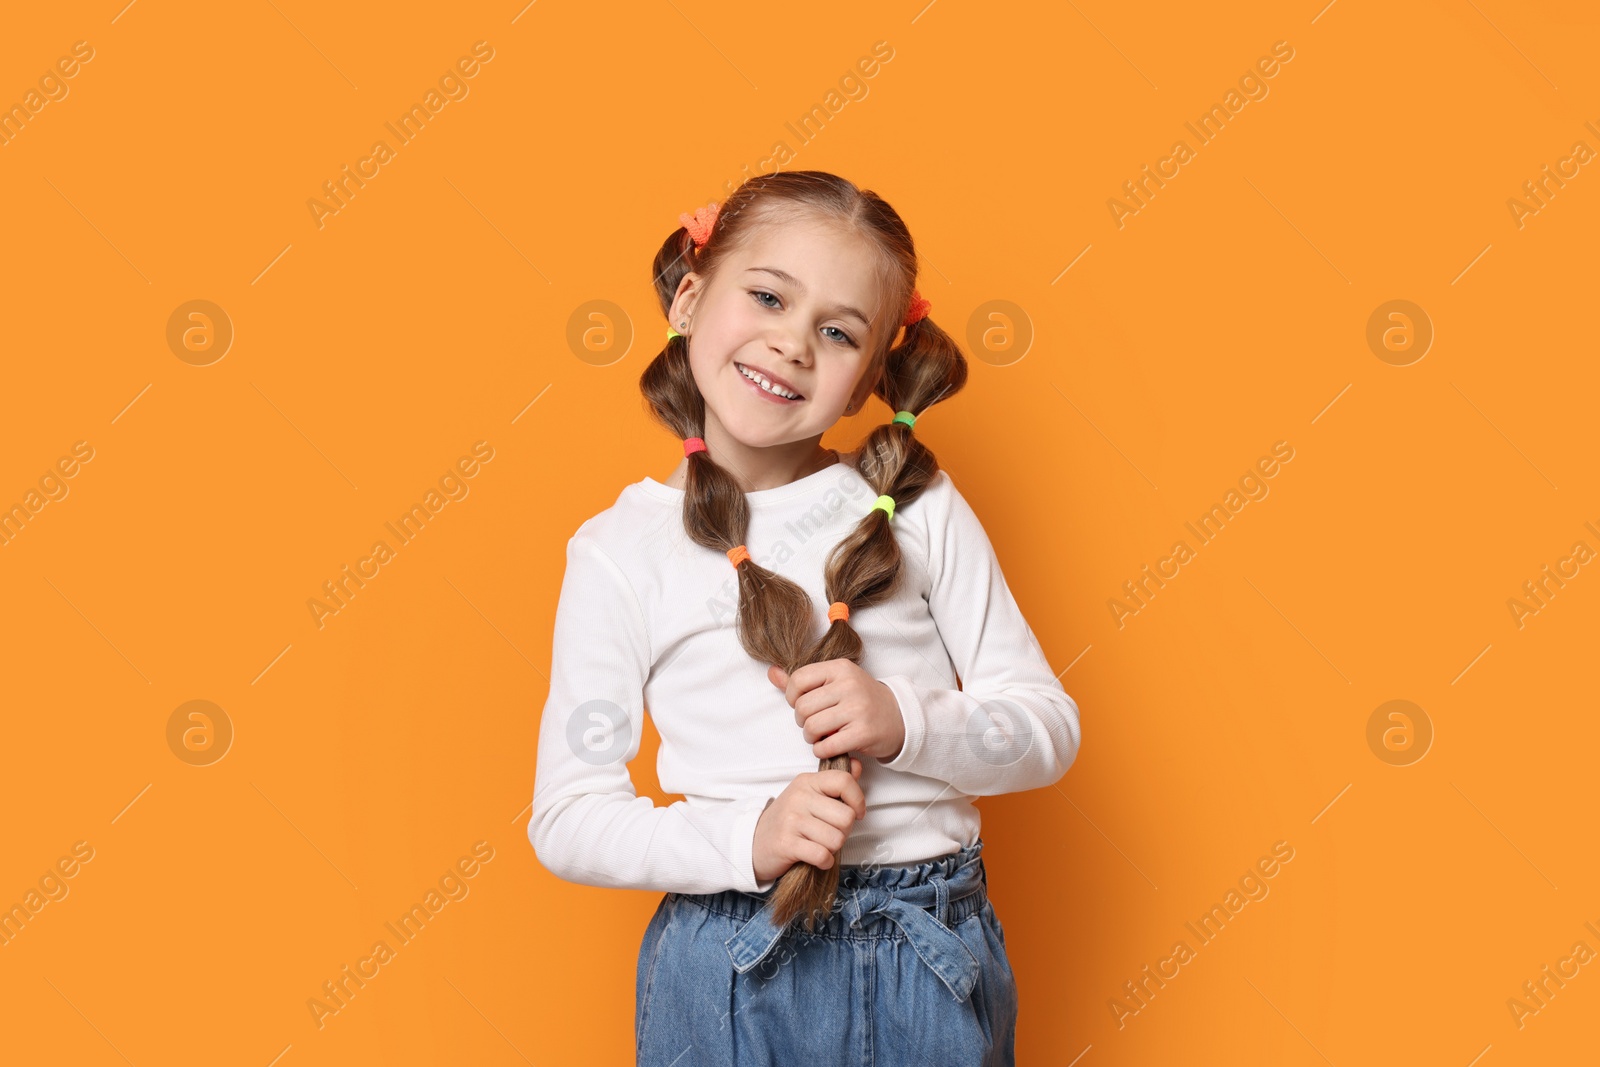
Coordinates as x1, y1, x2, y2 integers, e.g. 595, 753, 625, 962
635, 838, 1017, 1065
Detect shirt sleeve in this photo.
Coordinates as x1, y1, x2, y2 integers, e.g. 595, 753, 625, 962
528, 532, 777, 895
875, 473, 1082, 796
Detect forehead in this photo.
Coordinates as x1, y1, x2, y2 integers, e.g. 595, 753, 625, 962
725, 216, 886, 311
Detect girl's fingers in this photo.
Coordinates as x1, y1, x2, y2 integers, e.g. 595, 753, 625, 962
794, 816, 847, 857
792, 683, 844, 727
805, 793, 857, 835
795, 838, 835, 869
813, 770, 867, 822
798, 704, 849, 740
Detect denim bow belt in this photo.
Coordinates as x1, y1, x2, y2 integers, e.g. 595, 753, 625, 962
724, 859, 986, 1002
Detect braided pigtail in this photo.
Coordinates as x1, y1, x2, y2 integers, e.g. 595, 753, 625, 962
641, 209, 817, 673
765, 304, 968, 931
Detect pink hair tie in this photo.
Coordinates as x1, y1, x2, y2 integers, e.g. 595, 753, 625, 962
903, 289, 931, 327
679, 202, 721, 248
683, 437, 707, 456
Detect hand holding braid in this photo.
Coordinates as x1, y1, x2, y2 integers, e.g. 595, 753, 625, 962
767, 659, 907, 763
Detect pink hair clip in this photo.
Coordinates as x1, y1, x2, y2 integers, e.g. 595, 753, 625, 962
679, 202, 721, 248
903, 289, 931, 327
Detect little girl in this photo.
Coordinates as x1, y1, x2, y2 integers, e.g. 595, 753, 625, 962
530, 170, 1081, 1066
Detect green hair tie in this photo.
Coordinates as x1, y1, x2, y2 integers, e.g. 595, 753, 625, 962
871, 494, 896, 521
666, 327, 682, 340
892, 410, 916, 428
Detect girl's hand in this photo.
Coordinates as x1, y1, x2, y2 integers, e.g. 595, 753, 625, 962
768, 660, 907, 762
752, 758, 865, 883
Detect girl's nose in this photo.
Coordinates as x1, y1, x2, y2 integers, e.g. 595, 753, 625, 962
768, 326, 812, 364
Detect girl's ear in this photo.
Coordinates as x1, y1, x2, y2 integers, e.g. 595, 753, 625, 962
669, 271, 702, 330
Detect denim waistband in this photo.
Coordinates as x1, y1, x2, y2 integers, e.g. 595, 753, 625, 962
675, 839, 989, 1002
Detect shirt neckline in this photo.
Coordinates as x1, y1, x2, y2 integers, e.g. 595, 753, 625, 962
636, 457, 856, 506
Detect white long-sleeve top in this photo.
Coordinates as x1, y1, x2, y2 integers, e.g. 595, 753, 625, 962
528, 455, 1081, 896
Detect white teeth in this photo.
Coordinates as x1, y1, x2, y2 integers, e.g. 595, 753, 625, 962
738, 364, 800, 399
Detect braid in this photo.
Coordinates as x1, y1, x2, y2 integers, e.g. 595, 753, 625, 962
640, 333, 818, 671
765, 313, 966, 930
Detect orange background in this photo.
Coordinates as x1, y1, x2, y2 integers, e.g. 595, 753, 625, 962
2, 1, 1597, 1064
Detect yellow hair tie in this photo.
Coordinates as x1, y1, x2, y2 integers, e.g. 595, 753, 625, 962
870, 495, 895, 522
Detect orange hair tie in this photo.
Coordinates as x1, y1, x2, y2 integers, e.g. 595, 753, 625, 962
903, 289, 931, 327
727, 544, 751, 568
827, 601, 850, 623
680, 202, 721, 248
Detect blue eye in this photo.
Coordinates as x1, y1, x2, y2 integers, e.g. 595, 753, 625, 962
749, 290, 858, 347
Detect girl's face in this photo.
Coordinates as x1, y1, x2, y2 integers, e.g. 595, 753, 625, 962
669, 217, 889, 453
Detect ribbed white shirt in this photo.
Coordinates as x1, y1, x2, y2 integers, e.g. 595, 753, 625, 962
528, 456, 1081, 895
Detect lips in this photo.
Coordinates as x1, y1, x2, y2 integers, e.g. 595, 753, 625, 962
735, 362, 805, 400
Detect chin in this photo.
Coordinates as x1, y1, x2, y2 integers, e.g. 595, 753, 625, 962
716, 420, 802, 449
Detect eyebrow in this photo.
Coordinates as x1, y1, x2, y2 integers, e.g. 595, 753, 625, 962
746, 266, 874, 328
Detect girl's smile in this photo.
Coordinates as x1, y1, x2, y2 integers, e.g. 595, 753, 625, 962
734, 361, 805, 403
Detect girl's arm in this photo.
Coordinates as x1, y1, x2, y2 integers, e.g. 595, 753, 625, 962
528, 533, 776, 895
875, 471, 1083, 796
